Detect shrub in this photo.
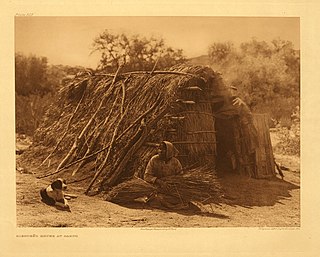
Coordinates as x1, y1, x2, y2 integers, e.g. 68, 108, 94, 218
275, 106, 300, 156
208, 39, 300, 125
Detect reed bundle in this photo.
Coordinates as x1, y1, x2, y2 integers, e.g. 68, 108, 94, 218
161, 167, 223, 203
105, 177, 157, 204
105, 166, 223, 205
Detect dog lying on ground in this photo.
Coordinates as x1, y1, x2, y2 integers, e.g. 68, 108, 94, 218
40, 178, 71, 211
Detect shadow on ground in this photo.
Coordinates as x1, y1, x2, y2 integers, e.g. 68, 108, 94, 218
107, 171, 299, 217
216, 172, 300, 209
17, 148, 300, 221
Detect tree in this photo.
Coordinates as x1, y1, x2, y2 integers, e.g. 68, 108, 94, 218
208, 39, 300, 123
208, 42, 235, 64
15, 53, 87, 135
15, 53, 52, 96
240, 39, 272, 58
91, 30, 186, 72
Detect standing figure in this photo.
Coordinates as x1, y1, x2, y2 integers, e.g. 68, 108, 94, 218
230, 87, 259, 177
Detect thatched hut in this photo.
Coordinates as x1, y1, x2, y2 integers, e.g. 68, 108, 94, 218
33, 64, 275, 194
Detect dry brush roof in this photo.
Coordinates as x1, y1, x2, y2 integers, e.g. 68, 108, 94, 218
36, 65, 226, 145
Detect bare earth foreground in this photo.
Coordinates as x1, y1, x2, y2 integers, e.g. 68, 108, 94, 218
16, 132, 300, 228
16, 168, 300, 228
16, 129, 300, 228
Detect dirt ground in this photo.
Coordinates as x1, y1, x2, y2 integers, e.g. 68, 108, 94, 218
16, 132, 300, 228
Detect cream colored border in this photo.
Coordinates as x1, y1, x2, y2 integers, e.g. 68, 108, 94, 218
1, 1, 319, 256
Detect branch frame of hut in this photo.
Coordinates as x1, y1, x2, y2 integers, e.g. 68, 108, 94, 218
33, 64, 275, 196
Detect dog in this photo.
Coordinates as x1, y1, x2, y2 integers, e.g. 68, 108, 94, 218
40, 178, 70, 211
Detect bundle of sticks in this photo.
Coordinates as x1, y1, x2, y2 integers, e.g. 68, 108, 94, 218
105, 177, 157, 204
106, 166, 223, 206
161, 168, 223, 204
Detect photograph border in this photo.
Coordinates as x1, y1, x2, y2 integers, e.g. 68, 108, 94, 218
1, 1, 319, 256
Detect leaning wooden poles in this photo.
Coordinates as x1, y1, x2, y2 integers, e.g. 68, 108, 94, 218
85, 76, 128, 194
55, 66, 122, 173
35, 65, 218, 195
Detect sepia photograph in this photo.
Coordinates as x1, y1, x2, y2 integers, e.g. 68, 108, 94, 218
14, 16, 301, 228
2, 0, 320, 255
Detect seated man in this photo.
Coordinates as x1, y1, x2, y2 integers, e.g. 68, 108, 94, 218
144, 141, 182, 191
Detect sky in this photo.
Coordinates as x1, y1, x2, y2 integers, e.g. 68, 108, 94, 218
15, 16, 300, 69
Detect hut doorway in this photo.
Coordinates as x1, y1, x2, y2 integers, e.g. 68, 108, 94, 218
215, 117, 238, 174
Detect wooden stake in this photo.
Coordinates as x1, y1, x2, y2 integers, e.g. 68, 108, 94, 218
58, 66, 122, 170
104, 103, 168, 187
85, 78, 128, 194
38, 88, 86, 168
37, 94, 162, 179
72, 88, 121, 176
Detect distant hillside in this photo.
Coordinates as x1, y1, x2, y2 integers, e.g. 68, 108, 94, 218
187, 55, 211, 66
